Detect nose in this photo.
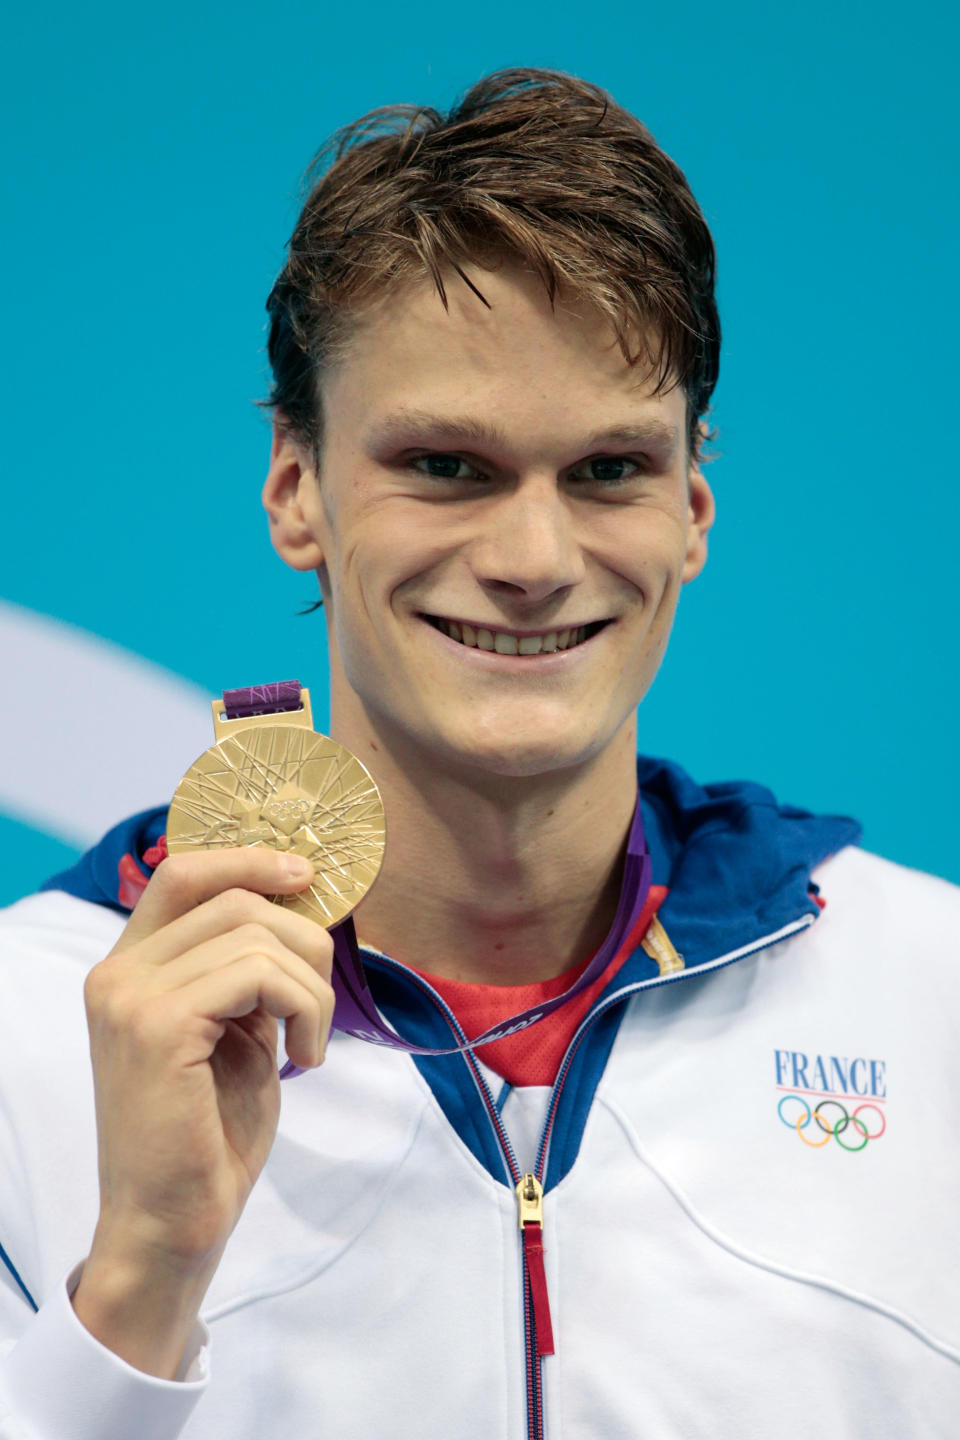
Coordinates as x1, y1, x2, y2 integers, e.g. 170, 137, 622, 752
470, 477, 587, 604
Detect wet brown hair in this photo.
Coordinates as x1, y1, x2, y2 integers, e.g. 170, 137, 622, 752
264, 66, 720, 463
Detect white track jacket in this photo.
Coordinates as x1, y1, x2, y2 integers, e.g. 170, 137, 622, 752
0, 757, 958, 1439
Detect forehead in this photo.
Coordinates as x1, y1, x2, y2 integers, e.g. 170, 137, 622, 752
320, 258, 688, 450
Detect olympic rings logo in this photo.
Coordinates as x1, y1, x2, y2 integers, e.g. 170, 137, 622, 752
777, 1095, 886, 1151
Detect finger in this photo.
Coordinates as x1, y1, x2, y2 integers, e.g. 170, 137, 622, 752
127, 888, 334, 981
171, 953, 334, 1069
117, 848, 316, 948
134, 926, 334, 1019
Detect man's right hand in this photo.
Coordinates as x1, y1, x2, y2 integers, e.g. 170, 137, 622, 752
71, 847, 334, 1379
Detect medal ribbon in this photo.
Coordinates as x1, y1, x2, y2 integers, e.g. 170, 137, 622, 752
215, 684, 651, 1075
323, 800, 649, 1058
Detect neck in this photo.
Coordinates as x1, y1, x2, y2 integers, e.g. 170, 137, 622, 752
342, 719, 639, 985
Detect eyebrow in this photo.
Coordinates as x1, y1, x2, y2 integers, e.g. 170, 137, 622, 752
366, 407, 680, 457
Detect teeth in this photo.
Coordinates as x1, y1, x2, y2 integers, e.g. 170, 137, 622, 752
434, 618, 597, 654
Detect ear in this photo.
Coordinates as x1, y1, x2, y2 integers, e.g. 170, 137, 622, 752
681, 425, 716, 584
262, 420, 326, 573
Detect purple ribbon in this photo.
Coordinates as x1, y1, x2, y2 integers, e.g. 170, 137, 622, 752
222, 680, 304, 719
280, 800, 650, 1078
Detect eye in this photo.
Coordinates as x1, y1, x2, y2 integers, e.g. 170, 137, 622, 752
569, 456, 645, 485
408, 453, 485, 482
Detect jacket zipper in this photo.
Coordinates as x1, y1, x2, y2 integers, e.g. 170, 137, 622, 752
516, 1171, 553, 1438
368, 910, 817, 1440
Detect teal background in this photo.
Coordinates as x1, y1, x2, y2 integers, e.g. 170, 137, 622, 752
2, 0, 957, 903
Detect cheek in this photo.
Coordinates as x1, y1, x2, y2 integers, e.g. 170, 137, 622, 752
346, 510, 464, 615
326, 526, 425, 673
596, 515, 688, 602
329, 546, 381, 658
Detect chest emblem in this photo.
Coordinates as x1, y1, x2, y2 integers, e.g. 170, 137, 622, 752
774, 1048, 887, 1151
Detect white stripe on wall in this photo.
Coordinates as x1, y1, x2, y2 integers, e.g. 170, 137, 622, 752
0, 600, 211, 847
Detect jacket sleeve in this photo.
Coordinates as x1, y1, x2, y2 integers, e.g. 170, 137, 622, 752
0, 1260, 210, 1440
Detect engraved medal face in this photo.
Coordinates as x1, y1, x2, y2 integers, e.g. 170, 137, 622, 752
166, 727, 385, 927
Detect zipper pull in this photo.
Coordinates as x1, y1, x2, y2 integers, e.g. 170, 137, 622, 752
516, 1172, 544, 1227
516, 1173, 555, 1357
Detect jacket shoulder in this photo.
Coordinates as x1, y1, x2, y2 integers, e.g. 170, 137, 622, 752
0, 890, 127, 977
812, 844, 960, 968
814, 843, 960, 910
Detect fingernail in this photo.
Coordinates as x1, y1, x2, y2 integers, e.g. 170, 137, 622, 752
284, 855, 314, 879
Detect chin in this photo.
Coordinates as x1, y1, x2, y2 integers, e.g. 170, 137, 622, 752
433, 721, 611, 782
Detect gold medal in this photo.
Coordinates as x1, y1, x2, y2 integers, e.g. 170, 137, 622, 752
166, 687, 385, 927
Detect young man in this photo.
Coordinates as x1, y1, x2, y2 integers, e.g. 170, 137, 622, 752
1, 67, 958, 1440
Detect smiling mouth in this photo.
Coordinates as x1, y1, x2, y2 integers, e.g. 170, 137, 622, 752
424, 616, 609, 655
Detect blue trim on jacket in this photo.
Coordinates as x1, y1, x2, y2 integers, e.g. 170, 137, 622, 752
0, 1240, 38, 1313
364, 955, 517, 1185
